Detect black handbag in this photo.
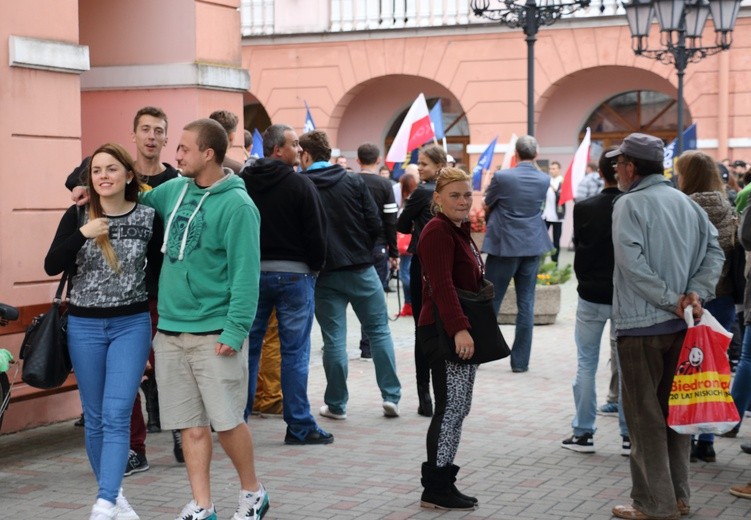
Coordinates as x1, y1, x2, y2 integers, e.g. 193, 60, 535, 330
19, 272, 72, 389
432, 279, 510, 365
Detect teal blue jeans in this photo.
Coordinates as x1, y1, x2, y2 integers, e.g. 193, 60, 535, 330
315, 267, 401, 414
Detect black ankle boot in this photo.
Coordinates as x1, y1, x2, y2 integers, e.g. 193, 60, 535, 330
417, 383, 433, 417
420, 462, 475, 511
694, 440, 716, 462
140, 376, 161, 433
447, 464, 478, 505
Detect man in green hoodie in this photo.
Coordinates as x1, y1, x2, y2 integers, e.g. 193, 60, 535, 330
140, 118, 268, 520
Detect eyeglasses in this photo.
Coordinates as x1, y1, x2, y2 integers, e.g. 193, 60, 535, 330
611, 159, 629, 169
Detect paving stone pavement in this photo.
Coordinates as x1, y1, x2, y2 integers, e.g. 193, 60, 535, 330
2, 251, 751, 519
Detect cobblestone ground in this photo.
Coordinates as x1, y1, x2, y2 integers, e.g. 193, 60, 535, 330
2, 251, 751, 519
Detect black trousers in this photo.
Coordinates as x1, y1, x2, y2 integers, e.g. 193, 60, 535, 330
410, 256, 430, 386
545, 221, 562, 264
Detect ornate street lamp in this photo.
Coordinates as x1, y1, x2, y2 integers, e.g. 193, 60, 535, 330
623, 0, 741, 154
470, 0, 593, 136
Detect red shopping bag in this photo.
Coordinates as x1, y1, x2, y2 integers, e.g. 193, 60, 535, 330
668, 308, 740, 435
397, 232, 411, 256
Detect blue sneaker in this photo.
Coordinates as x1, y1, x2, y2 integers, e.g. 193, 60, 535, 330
232, 484, 269, 520
175, 500, 216, 520
597, 402, 618, 416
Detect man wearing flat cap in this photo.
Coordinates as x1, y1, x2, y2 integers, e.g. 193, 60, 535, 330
608, 133, 724, 520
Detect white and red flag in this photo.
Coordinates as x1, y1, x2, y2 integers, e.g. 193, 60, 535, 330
386, 93, 435, 165
558, 127, 591, 206
499, 133, 518, 171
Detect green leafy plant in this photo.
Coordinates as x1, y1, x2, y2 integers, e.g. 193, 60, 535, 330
536, 250, 572, 285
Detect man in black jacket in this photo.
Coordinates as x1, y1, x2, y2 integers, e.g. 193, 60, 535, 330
241, 123, 333, 445
560, 149, 629, 455
357, 142, 399, 358
357, 142, 399, 288
299, 129, 401, 421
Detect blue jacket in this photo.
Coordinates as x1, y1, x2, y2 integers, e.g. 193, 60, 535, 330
612, 174, 724, 331
482, 161, 553, 257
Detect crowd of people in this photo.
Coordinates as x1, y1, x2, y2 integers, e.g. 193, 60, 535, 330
48, 102, 751, 520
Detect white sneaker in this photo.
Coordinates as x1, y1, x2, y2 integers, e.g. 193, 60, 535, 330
175, 500, 217, 520
319, 405, 347, 420
382, 401, 399, 417
116, 489, 139, 520
90, 499, 118, 520
232, 484, 270, 520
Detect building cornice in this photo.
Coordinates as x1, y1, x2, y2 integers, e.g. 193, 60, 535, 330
80, 62, 250, 92
8, 36, 90, 74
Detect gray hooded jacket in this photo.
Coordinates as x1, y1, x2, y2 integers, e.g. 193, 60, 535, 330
612, 174, 724, 331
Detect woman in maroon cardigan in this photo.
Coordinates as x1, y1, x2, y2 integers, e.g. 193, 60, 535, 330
417, 167, 482, 511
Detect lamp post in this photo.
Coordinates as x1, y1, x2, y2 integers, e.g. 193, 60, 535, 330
623, 0, 741, 154
470, 0, 593, 136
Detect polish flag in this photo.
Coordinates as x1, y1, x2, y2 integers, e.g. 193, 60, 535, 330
558, 127, 591, 206
499, 134, 518, 170
386, 93, 435, 165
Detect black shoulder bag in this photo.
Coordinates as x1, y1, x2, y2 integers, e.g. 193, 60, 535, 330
19, 206, 82, 389
19, 272, 73, 389
425, 239, 510, 364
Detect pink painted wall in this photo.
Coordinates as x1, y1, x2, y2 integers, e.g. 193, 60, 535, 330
79, 0, 246, 162
0, 0, 85, 433
80, 89, 247, 164
2, 0, 247, 434
79, 0, 196, 66
196, 0, 243, 65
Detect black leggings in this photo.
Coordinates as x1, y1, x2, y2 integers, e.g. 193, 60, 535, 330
410, 256, 430, 386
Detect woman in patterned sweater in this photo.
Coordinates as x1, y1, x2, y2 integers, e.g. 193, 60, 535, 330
45, 143, 163, 520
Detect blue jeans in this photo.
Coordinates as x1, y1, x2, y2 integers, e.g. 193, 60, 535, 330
68, 312, 152, 504
731, 325, 751, 429
400, 254, 412, 305
315, 267, 401, 414
245, 272, 321, 440
485, 254, 540, 371
571, 298, 628, 437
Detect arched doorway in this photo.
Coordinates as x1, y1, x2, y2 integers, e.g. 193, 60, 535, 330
243, 92, 271, 134
331, 74, 466, 165
580, 90, 691, 156
536, 65, 680, 164
384, 96, 469, 167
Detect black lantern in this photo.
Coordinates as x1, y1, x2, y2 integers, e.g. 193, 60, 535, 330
621, 0, 742, 154
624, 0, 655, 53
470, 0, 593, 136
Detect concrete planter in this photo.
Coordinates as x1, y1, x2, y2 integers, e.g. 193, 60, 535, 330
498, 284, 561, 325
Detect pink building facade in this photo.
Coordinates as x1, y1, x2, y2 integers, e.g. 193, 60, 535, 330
241, 1, 751, 167
2, 0, 750, 432
1, 0, 249, 433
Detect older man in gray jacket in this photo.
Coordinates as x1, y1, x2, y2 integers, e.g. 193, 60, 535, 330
608, 133, 724, 520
